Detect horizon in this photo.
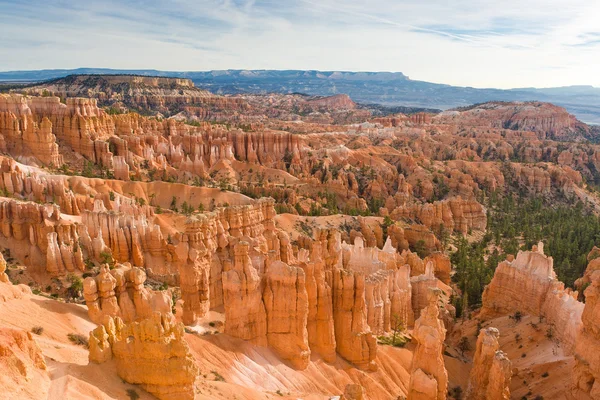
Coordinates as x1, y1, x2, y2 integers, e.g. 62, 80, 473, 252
1, 0, 599, 89
1, 67, 598, 91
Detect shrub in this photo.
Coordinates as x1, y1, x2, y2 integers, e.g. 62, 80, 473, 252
513, 311, 522, 322
458, 336, 471, 354
126, 389, 140, 400
212, 370, 226, 382
31, 326, 44, 335
68, 333, 89, 348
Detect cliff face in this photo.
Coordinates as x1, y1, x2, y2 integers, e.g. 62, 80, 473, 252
481, 243, 584, 353
89, 312, 198, 400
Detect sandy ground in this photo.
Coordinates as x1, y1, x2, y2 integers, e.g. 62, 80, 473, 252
449, 312, 582, 400
0, 282, 416, 400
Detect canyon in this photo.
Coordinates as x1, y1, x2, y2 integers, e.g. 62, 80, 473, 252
0, 75, 600, 399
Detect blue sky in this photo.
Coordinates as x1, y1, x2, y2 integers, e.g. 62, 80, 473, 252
1, 0, 599, 88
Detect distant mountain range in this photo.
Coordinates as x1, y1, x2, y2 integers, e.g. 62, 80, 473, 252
1, 68, 599, 124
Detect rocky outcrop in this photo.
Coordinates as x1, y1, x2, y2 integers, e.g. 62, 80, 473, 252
341, 384, 367, 400
435, 101, 590, 142
390, 196, 486, 235
466, 328, 511, 400
222, 241, 267, 345
0, 252, 8, 283
573, 271, 600, 399
481, 243, 584, 353
263, 261, 310, 369
0, 327, 49, 400
332, 266, 377, 371
0, 95, 63, 167
0, 199, 85, 274
408, 288, 448, 400
83, 263, 172, 324
89, 312, 198, 400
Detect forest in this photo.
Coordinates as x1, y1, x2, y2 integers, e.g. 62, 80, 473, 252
452, 192, 600, 316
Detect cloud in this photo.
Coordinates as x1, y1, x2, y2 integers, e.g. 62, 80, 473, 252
0, 0, 599, 88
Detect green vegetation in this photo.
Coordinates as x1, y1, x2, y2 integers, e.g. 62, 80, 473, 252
67, 333, 89, 348
31, 326, 44, 335
452, 192, 600, 314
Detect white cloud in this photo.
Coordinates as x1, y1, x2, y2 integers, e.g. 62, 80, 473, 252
0, 0, 599, 88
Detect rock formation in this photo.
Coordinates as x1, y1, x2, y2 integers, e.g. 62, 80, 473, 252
83, 263, 172, 324
0, 327, 49, 399
408, 288, 448, 400
89, 312, 198, 400
481, 243, 583, 353
466, 328, 511, 400
573, 270, 600, 399
263, 261, 310, 369
222, 241, 268, 345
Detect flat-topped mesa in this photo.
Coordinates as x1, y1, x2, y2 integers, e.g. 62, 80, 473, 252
408, 288, 448, 400
573, 270, 600, 398
481, 242, 584, 353
466, 328, 511, 400
83, 263, 172, 324
89, 312, 198, 400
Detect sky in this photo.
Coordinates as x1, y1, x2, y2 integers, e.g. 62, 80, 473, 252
1, 0, 599, 89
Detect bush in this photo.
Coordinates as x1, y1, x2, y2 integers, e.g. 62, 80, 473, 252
66, 274, 83, 299
212, 370, 226, 382
126, 389, 140, 400
513, 311, 522, 323
541, 372, 549, 377
31, 326, 44, 335
68, 333, 89, 348
458, 336, 471, 354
